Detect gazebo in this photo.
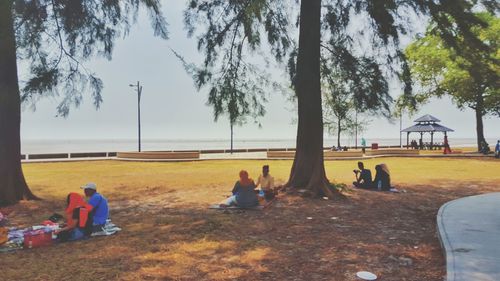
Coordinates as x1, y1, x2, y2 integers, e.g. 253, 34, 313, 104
401, 114, 454, 149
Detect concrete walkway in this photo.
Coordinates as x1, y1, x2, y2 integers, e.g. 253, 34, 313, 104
437, 192, 500, 281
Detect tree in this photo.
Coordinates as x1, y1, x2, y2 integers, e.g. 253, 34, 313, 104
178, 1, 286, 153
323, 85, 355, 148
183, 0, 498, 198
0, 1, 168, 206
403, 12, 499, 151
321, 49, 392, 149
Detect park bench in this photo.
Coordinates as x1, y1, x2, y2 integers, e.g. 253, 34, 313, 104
117, 151, 200, 160
365, 149, 420, 156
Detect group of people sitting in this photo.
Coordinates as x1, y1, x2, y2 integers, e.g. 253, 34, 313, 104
331, 146, 349, 152
55, 183, 109, 242
221, 165, 276, 208
352, 161, 392, 191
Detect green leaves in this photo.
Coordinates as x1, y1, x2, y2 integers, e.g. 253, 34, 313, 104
182, 0, 291, 126
13, 0, 168, 117
404, 12, 499, 116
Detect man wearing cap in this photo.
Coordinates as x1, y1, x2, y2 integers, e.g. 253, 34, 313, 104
81, 183, 109, 233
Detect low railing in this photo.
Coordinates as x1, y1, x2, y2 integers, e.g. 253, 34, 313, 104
20, 145, 409, 161
22, 152, 117, 160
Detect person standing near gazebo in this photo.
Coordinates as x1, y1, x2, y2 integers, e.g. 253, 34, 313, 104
444, 136, 452, 154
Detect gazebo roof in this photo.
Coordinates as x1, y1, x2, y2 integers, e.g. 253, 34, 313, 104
414, 114, 440, 123
402, 114, 454, 133
401, 123, 454, 133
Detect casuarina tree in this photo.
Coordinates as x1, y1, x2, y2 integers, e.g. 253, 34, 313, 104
0, 0, 168, 206
183, 0, 497, 198
321, 51, 392, 148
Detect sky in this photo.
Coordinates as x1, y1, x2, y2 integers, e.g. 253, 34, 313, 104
19, 0, 499, 143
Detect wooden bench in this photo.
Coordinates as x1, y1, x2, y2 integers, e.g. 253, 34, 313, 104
324, 151, 363, 158
365, 149, 420, 156
117, 151, 200, 160
267, 151, 295, 159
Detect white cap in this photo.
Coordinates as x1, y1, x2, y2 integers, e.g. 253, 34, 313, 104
80, 182, 97, 190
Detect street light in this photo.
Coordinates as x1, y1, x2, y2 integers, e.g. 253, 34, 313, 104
129, 81, 142, 152
400, 110, 403, 148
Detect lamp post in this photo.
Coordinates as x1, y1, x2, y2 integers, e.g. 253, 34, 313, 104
129, 81, 142, 152
400, 114, 402, 148
399, 109, 403, 148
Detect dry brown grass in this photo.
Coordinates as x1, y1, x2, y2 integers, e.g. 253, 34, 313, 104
1, 157, 499, 281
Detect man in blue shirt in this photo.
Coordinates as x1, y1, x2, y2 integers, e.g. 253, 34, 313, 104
81, 183, 109, 233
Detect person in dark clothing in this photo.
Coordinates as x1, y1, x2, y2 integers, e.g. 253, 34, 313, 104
373, 164, 391, 191
480, 141, 491, 155
353, 162, 372, 188
495, 140, 500, 158
221, 170, 259, 208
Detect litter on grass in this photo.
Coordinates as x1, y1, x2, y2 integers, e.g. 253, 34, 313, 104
356, 271, 377, 280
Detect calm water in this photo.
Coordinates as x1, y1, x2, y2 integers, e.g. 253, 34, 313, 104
21, 137, 496, 154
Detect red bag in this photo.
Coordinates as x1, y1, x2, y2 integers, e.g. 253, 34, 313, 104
24, 230, 53, 248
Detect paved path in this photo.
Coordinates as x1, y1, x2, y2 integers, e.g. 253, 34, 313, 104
437, 192, 500, 281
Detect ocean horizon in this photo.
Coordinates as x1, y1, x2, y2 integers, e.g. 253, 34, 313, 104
20, 137, 498, 154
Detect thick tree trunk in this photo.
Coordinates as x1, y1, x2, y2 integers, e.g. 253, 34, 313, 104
475, 107, 487, 152
474, 94, 487, 152
286, 0, 335, 198
0, 2, 38, 206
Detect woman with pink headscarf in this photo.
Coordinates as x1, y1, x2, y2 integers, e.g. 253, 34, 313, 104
221, 170, 259, 208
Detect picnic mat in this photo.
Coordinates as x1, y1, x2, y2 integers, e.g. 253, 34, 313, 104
0, 219, 121, 253
209, 197, 276, 210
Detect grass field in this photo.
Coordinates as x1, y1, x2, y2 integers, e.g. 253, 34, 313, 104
1, 157, 499, 281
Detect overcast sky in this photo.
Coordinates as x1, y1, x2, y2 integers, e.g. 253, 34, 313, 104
19, 0, 499, 142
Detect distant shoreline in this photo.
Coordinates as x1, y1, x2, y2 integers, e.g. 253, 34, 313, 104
20, 137, 498, 154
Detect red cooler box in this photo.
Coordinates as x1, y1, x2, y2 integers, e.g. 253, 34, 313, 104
24, 230, 54, 248
371, 143, 379, 149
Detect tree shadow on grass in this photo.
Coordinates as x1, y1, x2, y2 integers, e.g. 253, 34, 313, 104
2, 179, 500, 281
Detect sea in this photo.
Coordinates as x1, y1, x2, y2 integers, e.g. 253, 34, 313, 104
20, 137, 497, 154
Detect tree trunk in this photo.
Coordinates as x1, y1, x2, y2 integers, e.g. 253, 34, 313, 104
0, 2, 38, 206
474, 105, 487, 152
230, 123, 234, 154
286, 0, 335, 198
337, 118, 341, 148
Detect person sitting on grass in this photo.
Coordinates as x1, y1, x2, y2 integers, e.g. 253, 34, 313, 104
221, 170, 259, 208
373, 164, 391, 191
495, 140, 499, 159
55, 193, 94, 242
353, 161, 372, 188
81, 183, 109, 234
255, 165, 276, 200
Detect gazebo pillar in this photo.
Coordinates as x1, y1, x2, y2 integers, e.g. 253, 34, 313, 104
430, 132, 434, 150
406, 132, 410, 149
